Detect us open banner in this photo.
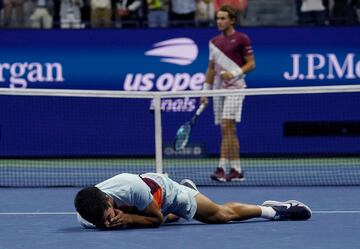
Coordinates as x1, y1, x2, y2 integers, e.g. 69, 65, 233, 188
0, 27, 359, 91
0, 27, 359, 157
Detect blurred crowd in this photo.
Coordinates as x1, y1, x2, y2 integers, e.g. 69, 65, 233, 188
295, 0, 360, 25
0, 0, 359, 29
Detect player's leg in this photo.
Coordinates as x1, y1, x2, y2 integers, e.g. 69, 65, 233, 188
222, 119, 244, 181
193, 193, 312, 223
178, 178, 311, 223
222, 95, 245, 181
193, 193, 262, 223
221, 119, 238, 161
211, 96, 227, 181
220, 119, 231, 159
181, 179, 254, 222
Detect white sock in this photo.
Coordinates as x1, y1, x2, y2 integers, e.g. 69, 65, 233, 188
258, 206, 276, 219
230, 159, 241, 172
218, 158, 228, 170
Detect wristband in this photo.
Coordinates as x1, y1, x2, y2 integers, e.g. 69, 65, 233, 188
203, 82, 212, 90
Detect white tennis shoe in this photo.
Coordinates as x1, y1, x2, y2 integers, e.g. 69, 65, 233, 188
262, 200, 312, 221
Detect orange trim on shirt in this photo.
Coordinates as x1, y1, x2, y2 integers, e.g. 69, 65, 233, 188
139, 175, 163, 208
152, 188, 163, 208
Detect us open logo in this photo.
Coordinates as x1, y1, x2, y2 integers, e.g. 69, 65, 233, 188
123, 37, 204, 92
123, 37, 205, 112
145, 38, 198, 66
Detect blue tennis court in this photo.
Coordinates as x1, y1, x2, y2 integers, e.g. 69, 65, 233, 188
1, 186, 359, 249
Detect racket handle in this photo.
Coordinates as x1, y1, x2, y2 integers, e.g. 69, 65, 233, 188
196, 103, 206, 116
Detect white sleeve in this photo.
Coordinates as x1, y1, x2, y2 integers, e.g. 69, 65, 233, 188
127, 180, 153, 211
77, 213, 96, 228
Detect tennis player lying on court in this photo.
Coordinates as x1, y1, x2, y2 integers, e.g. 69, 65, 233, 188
75, 173, 311, 229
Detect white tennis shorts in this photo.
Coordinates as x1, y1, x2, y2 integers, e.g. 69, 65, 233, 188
213, 95, 245, 125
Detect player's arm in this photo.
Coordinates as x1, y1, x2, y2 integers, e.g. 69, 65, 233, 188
205, 60, 216, 85
242, 54, 256, 74
125, 198, 164, 227
201, 60, 215, 106
106, 198, 164, 229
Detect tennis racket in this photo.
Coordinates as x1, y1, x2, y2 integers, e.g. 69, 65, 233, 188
174, 103, 206, 151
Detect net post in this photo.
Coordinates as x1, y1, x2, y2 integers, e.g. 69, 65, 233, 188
153, 94, 163, 174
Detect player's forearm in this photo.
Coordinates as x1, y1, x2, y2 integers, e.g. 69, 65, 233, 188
205, 60, 216, 84
205, 68, 215, 85
124, 213, 164, 228
241, 60, 256, 74
241, 55, 256, 74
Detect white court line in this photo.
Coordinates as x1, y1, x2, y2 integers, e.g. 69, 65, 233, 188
0, 212, 76, 215
0, 211, 360, 215
312, 211, 360, 214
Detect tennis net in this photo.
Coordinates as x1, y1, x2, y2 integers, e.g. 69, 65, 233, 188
0, 86, 359, 186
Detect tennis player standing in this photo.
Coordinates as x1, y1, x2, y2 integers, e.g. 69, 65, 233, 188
201, 5, 256, 182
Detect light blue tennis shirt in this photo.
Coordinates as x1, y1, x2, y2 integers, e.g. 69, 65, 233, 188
77, 173, 199, 228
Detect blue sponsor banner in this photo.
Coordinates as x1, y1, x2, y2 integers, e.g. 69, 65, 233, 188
0, 27, 359, 90
0, 28, 359, 157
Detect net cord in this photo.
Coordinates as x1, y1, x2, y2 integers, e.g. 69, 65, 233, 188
0, 85, 360, 99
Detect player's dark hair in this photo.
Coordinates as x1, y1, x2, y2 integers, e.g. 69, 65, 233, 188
74, 186, 109, 227
219, 5, 237, 22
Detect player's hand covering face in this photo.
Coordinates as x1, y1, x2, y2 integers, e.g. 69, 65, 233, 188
103, 208, 127, 229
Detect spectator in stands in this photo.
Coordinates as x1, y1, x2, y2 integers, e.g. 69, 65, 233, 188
0, 0, 3, 22
195, 0, 215, 27
29, 0, 53, 28
146, 0, 169, 27
356, 0, 360, 22
114, 0, 143, 28
80, 0, 91, 27
60, 0, 84, 28
170, 0, 196, 27
51, 0, 60, 28
3, 0, 25, 27
330, 0, 359, 25
298, 0, 327, 25
213, 0, 247, 25
90, 0, 112, 28
294, 0, 302, 23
